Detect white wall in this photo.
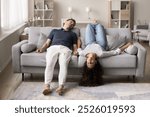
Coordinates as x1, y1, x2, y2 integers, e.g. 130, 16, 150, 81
53, 0, 109, 27
28, 0, 150, 27
133, 0, 150, 24
0, 0, 1, 33
29, 0, 109, 27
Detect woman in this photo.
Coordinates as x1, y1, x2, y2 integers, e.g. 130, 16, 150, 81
78, 20, 136, 86
79, 53, 104, 86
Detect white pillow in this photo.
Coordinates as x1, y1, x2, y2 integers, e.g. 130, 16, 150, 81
37, 33, 47, 49
21, 43, 36, 53
107, 34, 127, 50
125, 45, 138, 55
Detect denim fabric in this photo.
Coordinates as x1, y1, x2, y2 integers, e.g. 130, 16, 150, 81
85, 24, 108, 50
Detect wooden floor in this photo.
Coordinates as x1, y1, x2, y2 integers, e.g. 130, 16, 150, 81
0, 62, 22, 99
0, 41, 150, 100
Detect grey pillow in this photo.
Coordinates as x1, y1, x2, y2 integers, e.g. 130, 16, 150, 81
107, 34, 127, 50
37, 33, 47, 49
21, 43, 36, 53
125, 45, 138, 55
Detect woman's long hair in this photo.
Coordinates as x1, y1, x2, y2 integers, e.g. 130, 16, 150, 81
79, 60, 104, 86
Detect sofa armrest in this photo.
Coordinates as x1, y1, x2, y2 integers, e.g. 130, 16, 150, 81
147, 33, 150, 46
134, 42, 147, 78
12, 40, 28, 72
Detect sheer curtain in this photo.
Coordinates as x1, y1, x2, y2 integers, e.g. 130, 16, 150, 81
1, 0, 28, 30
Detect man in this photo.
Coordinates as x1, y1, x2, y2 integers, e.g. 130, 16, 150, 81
36, 19, 78, 95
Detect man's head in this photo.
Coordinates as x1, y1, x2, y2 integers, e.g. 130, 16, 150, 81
86, 53, 97, 69
63, 18, 76, 30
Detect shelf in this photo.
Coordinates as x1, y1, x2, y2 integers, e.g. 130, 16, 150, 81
33, 0, 53, 27
34, 9, 53, 11
109, 0, 131, 28
61, 18, 95, 27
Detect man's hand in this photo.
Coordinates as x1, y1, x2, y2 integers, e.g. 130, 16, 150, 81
36, 48, 44, 53
73, 50, 78, 56
36, 39, 51, 53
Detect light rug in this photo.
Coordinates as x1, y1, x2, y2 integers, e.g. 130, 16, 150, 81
10, 82, 150, 100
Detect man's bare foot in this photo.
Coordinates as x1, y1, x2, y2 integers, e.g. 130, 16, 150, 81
56, 85, 64, 96
42, 84, 51, 95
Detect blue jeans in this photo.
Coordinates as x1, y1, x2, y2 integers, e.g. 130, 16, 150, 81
85, 23, 108, 50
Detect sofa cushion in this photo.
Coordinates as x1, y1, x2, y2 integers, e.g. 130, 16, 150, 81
80, 28, 132, 49
71, 27, 80, 37
78, 53, 136, 68
37, 33, 47, 49
28, 27, 80, 47
21, 52, 78, 68
28, 27, 59, 46
107, 34, 127, 50
105, 28, 132, 41
21, 43, 36, 53
21, 52, 46, 67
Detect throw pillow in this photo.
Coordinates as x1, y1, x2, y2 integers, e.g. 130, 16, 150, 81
37, 33, 47, 49
107, 34, 127, 50
124, 45, 138, 55
21, 43, 36, 53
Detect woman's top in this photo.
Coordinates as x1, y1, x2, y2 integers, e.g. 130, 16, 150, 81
78, 43, 103, 57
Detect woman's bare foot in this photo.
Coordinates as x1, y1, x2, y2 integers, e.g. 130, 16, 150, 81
56, 85, 64, 96
42, 84, 51, 95
92, 18, 98, 24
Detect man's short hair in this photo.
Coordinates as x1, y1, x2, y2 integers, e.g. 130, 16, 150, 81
66, 18, 76, 27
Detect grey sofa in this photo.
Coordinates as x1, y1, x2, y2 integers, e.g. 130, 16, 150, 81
12, 27, 146, 81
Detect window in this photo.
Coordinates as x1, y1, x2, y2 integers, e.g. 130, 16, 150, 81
0, 0, 1, 32
1, 0, 28, 30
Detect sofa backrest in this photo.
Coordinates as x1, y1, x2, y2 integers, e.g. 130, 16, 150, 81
28, 27, 80, 46
28, 27, 59, 45
105, 28, 131, 40
80, 28, 132, 48
28, 27, 132, 49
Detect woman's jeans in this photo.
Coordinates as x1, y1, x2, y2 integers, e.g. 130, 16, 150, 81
85, 23, 108, 50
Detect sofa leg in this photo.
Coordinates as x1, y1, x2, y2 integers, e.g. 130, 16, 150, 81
132, 75, 136, 83
30, 73, 33, 80
22, 73, 24, 81
127, 76, 130, 81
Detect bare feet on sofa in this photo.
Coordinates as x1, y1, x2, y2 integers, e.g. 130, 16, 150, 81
42, 84, 51, 95
56, 85, 64, 96
92, 18, 98, 24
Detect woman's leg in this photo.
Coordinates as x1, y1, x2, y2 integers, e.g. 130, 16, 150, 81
85, 24, 96, 46
119, 42, 132, 51
95, 24, 108, 50
115, 42, 133, 54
